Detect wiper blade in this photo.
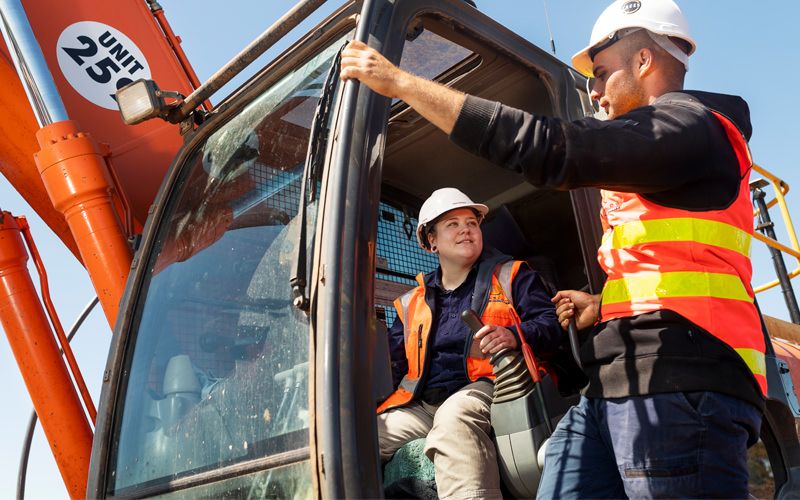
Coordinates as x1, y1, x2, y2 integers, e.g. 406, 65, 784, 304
290, 44, 345, 312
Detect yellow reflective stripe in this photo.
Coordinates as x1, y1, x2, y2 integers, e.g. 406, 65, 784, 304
601, 218, 751, 257
735, 347, 766, 377
602, 271, 752, 304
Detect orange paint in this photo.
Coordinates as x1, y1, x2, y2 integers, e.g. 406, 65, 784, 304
34, 120, 133, 328
0, 53, 79, 259
18, 216, 97, 423
0, 0, 200, 256
0, 212, 92, 499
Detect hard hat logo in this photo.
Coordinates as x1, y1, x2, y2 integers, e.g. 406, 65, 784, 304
621, 1, 641, 14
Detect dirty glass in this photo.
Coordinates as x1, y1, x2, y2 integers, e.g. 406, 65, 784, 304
392, 26, 476, 106
109, 34, 348, 494
153, 461, 311, 500
399, 26, 473, 81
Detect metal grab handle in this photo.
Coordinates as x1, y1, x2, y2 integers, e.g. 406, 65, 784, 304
567, 317, 583, 370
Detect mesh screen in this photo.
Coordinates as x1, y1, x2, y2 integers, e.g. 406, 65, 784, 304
376, 202, 438, 326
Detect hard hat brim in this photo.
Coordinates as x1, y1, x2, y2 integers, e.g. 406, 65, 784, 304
572, 46, 595, 78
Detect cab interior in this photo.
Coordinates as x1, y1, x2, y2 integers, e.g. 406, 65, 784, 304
367, 16, 593, 494
373, 15, 592, 327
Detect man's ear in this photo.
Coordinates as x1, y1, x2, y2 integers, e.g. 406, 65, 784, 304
637, 48, 654, 78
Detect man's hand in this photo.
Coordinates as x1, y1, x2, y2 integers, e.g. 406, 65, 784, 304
474, 325, 518, 355
551, 290, 600, 330
340, 40, 408, 98
339, 40, 465, 135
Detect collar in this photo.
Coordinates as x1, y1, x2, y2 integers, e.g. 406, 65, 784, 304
432, 265, 479, 293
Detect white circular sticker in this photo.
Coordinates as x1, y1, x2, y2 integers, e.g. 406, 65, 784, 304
56, 21, 151, 110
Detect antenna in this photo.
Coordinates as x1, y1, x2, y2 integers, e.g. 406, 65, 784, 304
542, 0, 556, 56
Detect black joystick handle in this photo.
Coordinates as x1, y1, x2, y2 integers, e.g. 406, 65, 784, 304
460, 309, 484, 334
461, 309, 511, 363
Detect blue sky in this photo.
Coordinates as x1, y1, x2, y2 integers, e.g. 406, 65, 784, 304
1, 1, 799, 497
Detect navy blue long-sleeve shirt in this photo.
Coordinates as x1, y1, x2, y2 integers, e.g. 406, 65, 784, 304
386, 261, 561, 398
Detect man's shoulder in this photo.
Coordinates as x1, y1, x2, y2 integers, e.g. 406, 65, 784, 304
653, 90, 752, 140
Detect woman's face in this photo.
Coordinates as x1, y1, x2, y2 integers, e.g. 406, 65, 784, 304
428, 208, 483, 266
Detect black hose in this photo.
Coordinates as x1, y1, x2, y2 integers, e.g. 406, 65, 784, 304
16, 296, 99, 500
16, 412, 37, 500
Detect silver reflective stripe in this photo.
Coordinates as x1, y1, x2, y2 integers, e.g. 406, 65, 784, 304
398, 375, 417, 394
496, 261, 515, 308
398, 290, 415, 345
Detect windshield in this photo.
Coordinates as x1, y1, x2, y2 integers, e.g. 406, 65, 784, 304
108, 35, 348, 496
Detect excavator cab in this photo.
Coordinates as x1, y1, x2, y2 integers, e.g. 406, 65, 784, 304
86, 0, 800, 498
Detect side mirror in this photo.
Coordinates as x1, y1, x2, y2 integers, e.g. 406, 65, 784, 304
116, 79, 182, 125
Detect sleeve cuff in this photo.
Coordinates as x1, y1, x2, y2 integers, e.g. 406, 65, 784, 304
449, 95, 500, 154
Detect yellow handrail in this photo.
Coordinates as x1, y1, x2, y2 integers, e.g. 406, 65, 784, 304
751, 163, 800, 294
753, 164, 790, 212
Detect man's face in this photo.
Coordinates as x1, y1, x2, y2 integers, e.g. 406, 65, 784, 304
589, 42, 646, 119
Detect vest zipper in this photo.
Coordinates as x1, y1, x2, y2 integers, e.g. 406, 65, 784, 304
417, 324, 423, 376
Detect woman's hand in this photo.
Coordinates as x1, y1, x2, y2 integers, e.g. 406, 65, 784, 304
551, 290, 600, 330
475, 325, 518, 355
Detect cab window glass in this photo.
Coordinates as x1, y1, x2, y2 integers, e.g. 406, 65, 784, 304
108, 35, 348, 494
399, 27, 473, 80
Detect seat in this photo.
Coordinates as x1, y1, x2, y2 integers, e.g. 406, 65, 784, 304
481, 205, 560, 294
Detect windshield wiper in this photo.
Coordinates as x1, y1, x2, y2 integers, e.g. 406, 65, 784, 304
290, 44, 344, 312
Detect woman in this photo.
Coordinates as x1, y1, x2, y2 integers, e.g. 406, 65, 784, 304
378, 187, 562, 500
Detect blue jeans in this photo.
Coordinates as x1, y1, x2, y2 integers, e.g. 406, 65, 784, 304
536, 393, 762, 499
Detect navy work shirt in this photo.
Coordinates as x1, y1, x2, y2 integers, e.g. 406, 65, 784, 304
386, 262, 561, 400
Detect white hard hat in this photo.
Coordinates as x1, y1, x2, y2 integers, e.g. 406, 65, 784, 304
416, 188, 488, 251
572, 0, 696, 77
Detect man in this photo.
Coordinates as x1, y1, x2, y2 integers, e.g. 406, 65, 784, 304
341, 0, 765, 497
379, 188, 561, 500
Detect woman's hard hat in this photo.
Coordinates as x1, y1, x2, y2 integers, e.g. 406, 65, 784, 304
416, 188, 488, 250
572, 0, 696, 77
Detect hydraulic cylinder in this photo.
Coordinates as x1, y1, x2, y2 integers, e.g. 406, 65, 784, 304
34, 120, 133, 327
0, 212, 92, 499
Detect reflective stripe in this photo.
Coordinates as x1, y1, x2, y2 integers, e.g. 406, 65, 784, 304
735, 347, 767, 377
602, 271, 753, 305
397, 290, 414, 344
398, 375, 417, 393
496, 261, 515, 304
601, 218, 751, 257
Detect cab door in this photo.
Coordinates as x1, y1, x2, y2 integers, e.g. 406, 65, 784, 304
315, 0, 604, 497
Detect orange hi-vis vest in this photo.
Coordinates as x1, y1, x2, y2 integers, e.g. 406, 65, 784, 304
377, 260, 525, 414
597, 110, 767, 395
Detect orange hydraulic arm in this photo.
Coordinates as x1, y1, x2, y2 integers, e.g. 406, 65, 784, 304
34, 120, 133, 328
0, 212, 93, 499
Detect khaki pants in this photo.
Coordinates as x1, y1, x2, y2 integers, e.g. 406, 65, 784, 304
377, 380, 501, 500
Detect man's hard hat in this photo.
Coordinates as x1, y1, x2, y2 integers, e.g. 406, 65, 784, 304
416, 188, 488, 250
571, 0, 696, 77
